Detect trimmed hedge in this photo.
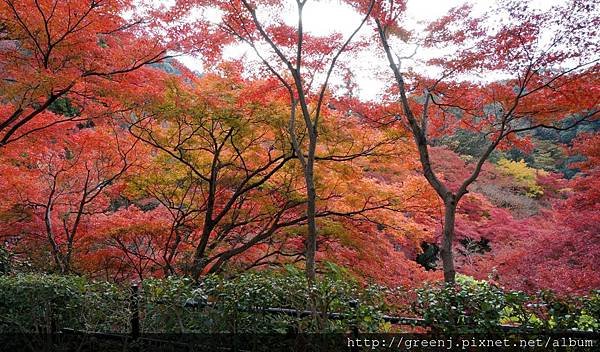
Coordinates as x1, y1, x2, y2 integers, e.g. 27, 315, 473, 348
0, 266, 387, 333
0, 272, 597, 334
416, 275, 600, 332
0, 274, 129, 333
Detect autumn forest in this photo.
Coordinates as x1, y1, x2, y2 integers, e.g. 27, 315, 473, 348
0, 0, 599, 341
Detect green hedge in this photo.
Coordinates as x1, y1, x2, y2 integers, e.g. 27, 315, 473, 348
1, 272, 597, 334
140, 264, 387, 333
416, 275, 600, 333
0, 266, 387, 333
0, 274, 129, 333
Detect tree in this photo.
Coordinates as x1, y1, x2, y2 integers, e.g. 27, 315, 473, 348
366, 0, 599, 282
78, 206, 180, 281
127, 73, 308, 279
0, 0, 170, 146
172, 0, 376, 282
123, 70, 401, 282
0, 120, 140, 273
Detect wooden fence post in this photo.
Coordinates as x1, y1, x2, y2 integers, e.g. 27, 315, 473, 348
349, 300, 359, 352
130, 284, 140, 340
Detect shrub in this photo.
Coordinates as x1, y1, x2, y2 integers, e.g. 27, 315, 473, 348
526, 290, 600, 332
2, 272, 597, 334
415, 276, 600, 333
496, 158, 546, 197
416, 275, 520, 333
140, 264, 387, 333
0, 274, 128, 333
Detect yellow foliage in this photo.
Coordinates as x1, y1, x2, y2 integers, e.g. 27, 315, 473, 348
496, 158, 546, 197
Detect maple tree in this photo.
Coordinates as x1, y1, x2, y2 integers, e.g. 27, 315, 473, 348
364, 0, 600, 282
0, 0, 170, 147
169, 0, 380, 282
0, 119, 140, 273
77, 207, 179, 281
126, 73, 301, 278
122, 70, 398, 280
0, 0, 598, 304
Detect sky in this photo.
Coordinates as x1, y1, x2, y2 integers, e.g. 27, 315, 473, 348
172, 0, 551, 100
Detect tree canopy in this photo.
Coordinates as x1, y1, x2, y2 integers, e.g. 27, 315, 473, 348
0, 0, 598, 297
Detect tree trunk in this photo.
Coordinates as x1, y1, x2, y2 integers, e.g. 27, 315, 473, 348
304, 160, 317, 284
191, 255, 208, 281
61, 258, 70, 275
191, 224, 214, 280
440, 199, 457, 283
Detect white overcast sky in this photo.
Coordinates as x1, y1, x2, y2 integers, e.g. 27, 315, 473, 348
173, 0, 553, 100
